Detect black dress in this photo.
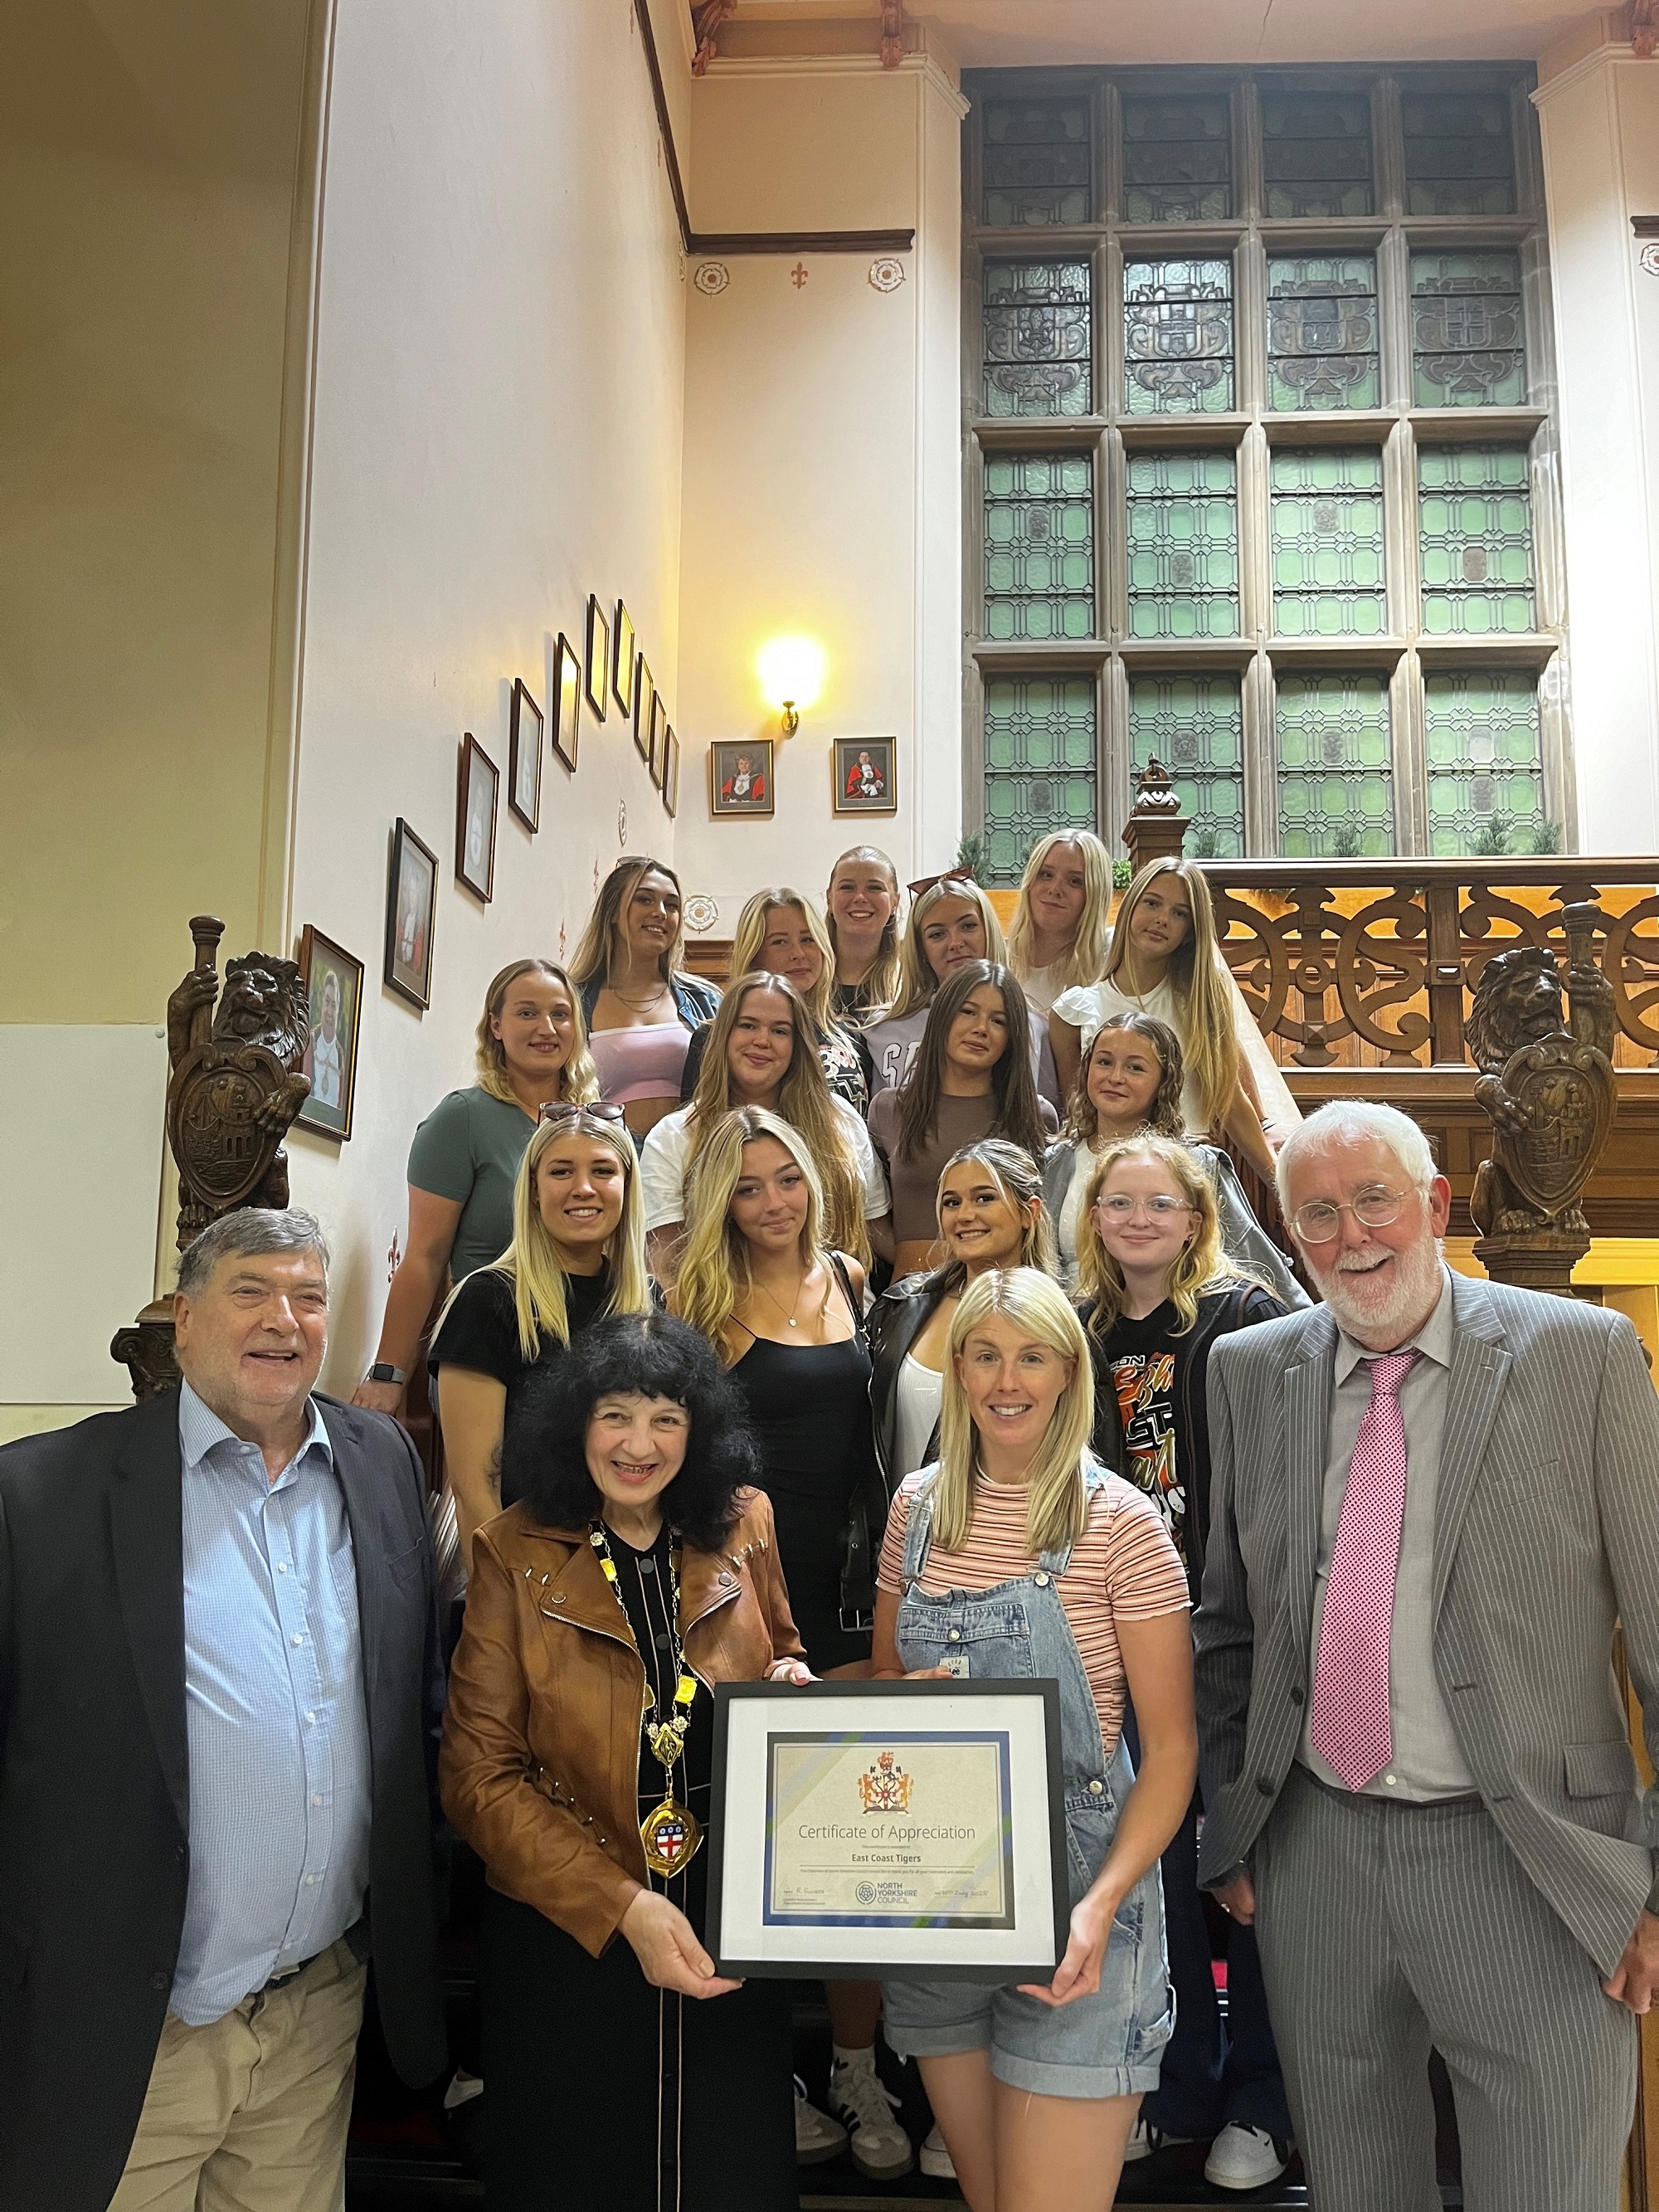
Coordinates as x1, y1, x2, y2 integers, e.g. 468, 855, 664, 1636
482, 1522, 797, 2212
727, 1259, 880, 1673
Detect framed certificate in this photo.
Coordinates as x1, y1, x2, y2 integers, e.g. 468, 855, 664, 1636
707, 1680, 1068, 1982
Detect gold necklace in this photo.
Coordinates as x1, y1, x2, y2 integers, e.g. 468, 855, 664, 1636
752, 1264, 811, 1331
588, 1521, 703, 1875
611, 978, 670, 1016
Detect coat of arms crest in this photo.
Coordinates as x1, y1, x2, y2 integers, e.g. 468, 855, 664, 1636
857, 1751, 914, 1815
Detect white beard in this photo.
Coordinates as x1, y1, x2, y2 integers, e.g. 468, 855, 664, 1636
1316, 1233, 1443, 1349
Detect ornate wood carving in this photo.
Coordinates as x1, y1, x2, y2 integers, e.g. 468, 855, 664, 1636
880, 0, 904, 68
1634, 0, 1657, 60
1120, 756, 1190, 874
691, 0, 736, 76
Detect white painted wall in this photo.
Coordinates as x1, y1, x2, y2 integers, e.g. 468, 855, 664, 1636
1535, 39, 1659, 853
285, 0, 693, 1392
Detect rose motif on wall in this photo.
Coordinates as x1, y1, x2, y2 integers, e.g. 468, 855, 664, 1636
868, 256, 906, 294
684, 895, 719, 934
694, 262, 730, 295
1641, 243, 1659, 280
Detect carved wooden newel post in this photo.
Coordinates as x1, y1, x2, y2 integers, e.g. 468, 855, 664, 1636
1121, 757, 1190, 875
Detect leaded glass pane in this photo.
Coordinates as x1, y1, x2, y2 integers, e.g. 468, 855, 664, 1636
1424, 670, 1545, 854
1270, 450, 1386, 637
983, 97, 1093, 228
983, 675, 1097, 884
1267, 255, 1380, 411
1401, 90, 1515, 216
1276, 672, 1394, 856
1129, 672, 1245, 856
1121, 94, 1231, 222
1124, 258, 1234, 416
1260, 90, 1374, 217
983, 259, 1092, 418
1126, 451, 1239, 639
1418, 446, 1535, 635
1410, 251, 1526, 408
984, 453, 1095, 641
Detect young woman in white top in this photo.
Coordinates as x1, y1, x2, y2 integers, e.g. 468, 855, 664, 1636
640, 974, 891, 1286
1005, 831, 1115, 1021
825, 845, 904, 1026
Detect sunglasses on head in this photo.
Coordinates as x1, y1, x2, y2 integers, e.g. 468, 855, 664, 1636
907, 865, 977, 899
538, 1100, 628, 1128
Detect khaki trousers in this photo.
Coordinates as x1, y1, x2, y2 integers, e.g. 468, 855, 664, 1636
108, 1937, 367, 2212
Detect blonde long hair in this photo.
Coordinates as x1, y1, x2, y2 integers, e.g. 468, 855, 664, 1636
1006, 832, 1115, 997
729, 888, 837, 1034
1074, 1134, 1240, 1339
473, 959, 598, 1108
568, 855, 688, 990
892, 879, 1008, 1020
1104, 859, 1238, 1135
933, 1269, 1095, 1557
928, 1140, 1058, 1294
676, 1108, 830, 1362
442, 1109, 651, 1361
686, 974, 867, 1261
825, 845, 903, 1018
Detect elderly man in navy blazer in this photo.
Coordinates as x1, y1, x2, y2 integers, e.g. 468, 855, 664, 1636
0, 1209, 447, 2212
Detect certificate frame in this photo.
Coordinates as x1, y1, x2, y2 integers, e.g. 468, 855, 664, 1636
707, 1679, 1068, 1983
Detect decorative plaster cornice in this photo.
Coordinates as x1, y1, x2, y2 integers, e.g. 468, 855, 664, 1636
702, 50, 968, 116
1531, 37, 1652, 105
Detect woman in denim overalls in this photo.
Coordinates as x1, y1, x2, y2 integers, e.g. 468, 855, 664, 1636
873, 1268, 1196, 2212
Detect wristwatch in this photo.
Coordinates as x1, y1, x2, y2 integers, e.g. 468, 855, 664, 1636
365, 1363, 408, 1386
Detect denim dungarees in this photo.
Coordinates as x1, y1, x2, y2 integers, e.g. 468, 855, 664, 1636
880, 1465, 1175, 2100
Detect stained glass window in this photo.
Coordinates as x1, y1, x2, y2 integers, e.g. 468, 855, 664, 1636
1267, 256, 1380, 411
1277, 672, 1394, 856
984, 453, 1095, 641
1424, 670, 1545, 854
1124, 258, 1234, 416
1410, 251, 1525, 408
1260, 90, 1374, 217
983, 675, 1097, 884
983, 97, 1092, 228
1418, 447, 1535, 634
983, 260, 1093, 418
1129, 673, 1244, 856
1126, 452, 1239, 639
1121, 94, 1231, 222
1401, 91, 1515, 217
1270, 450, 1386, 637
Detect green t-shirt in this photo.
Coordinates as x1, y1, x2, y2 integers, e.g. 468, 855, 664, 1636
406, 1086, 537, 1281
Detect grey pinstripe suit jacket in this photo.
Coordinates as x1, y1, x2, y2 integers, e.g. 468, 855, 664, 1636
1193, 1270, 1659, 1976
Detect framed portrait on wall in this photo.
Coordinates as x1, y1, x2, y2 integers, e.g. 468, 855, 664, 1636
385, 818, 438, 1009
551, 631, 581, 773
833, 736, 898, 816
634, 657, 654, 763
294, 924, 363, 1141
648, 690, 667, 787
613, 602, 636, 721
709, 738, 774, 819
584, 596, 610, 720
508, 678, 543, 831
662, 726, 680, 816
455, 733, 499, 902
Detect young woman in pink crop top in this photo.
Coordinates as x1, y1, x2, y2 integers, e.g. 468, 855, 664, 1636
568, 856, 719, 1142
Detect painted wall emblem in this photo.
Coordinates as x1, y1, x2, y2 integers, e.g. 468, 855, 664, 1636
694, 261, 730, 295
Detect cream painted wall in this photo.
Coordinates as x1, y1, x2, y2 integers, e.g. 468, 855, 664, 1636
284, 0, 693, 1395
1534, 38, 1659, 852
674, 54, 966, 939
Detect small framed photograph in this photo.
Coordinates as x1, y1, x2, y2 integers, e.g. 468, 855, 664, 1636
294, 925, 363, 1141
834, 735, 898, 816
633, 657, 654, 763
709, 737, 773, 818
385, 818, 438, 1009
648, 690, 667, 787
613, 602, 636, 721
551, 631, 581, 773
455, 732, 499, 902
707, 1680, 1068, 1982
508, 679, 543, 831
584, 595, 610, 720
662, 726, 680, 816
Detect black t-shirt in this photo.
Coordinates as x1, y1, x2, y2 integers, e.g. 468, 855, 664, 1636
430, 1265, 613, 1508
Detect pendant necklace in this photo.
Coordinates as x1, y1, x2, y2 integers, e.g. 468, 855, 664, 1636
589, 1520, 703, 1875
753, 1265, 810, 1331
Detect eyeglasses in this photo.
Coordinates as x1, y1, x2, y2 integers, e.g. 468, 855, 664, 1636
1093, 1194, 1193, 1222
1289, 1186, 1408, 1243
907, 865, 975, 899
538, 1100, 628, 1128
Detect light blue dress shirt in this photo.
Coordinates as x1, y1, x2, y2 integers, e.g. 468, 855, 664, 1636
171, 1381, 373, 2024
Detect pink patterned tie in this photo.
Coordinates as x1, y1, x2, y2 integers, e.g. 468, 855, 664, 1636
1309, 1350, 1419, 1791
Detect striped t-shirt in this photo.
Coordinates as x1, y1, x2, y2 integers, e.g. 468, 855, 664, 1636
878, 1469, 1190, 1756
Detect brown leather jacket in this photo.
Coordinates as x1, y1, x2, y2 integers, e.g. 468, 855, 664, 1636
440, 1490, 804, 1956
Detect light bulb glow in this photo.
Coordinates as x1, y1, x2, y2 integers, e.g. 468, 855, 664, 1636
757, 635, 826, 716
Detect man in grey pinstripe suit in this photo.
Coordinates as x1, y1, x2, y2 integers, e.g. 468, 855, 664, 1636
1194, 1100, 1659, 2212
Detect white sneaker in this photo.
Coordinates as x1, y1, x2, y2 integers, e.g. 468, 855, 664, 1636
1204, 2122, 1291, 2191
919, 2122, 956, 2179
1124, 2115, 1196, 2162
794, 2078, 848, 2166
830, 2055, 913, 2179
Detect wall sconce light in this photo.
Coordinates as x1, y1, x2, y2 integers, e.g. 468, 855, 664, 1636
757, 635, 826, 739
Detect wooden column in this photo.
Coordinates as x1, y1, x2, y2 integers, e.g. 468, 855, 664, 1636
1120, 756, 1190, 875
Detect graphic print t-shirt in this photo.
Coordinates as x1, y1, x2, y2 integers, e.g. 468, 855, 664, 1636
1110, 1335, 1182, 1566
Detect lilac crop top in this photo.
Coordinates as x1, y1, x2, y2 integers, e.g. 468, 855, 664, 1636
590, 1021, 693, 1105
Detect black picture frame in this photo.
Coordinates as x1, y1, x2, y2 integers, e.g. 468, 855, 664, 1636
551, 631, 581, 773
455, 731, 499, 902
833, 734, 898, 816
584, 596, 610, 720
648, 689, 667, 787
708, 737, 774, 818
294, 923, 363, 1141
662, 724, 680, 816
508, 678, 543, 831
633, 655, 654, 763
613, 601, 636, 720
384, 817, 438, 1009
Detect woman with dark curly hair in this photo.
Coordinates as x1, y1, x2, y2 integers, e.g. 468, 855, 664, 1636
441, 1313, 810, 2210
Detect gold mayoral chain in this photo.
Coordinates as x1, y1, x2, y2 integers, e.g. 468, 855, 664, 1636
588, 1521, 703, 1876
